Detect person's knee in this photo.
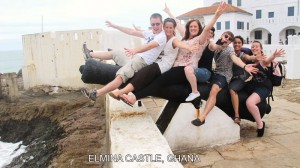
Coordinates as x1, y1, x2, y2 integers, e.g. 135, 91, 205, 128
246, 98, 256, 108
184, 66, 194, 75
209, 85, 221, 97
229, 89, 237, 96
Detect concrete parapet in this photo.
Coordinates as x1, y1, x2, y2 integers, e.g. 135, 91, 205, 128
22, 29, 143, 89
162, 101, 240, 151
106, 95, 183, 168
0, 73, 19, 102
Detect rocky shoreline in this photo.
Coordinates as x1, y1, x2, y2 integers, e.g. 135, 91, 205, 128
0, 86, 107, 168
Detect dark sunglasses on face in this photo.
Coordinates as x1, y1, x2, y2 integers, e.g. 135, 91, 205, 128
151, 23, 161, 26
224, 34, 233, 41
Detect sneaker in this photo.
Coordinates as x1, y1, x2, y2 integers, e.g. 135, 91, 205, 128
82, 43, 92, 60
185, 92, 200, 102
81, 88, 97, 101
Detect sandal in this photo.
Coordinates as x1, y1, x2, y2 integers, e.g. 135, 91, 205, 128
234, 117, 241, 125
191, 118, 205, 126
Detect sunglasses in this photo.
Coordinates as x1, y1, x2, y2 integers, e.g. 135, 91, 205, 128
151, 22, 161, 26
224, 34, 233, 41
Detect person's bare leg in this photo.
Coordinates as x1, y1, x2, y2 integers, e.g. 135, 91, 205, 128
96, 75, 123, 97
112, 83, 135, 97
90, 51, 113, 60
246, 93, 264, 129
185, 66, 198, 93
230, 89, 240, 124
199, 84, 222, 121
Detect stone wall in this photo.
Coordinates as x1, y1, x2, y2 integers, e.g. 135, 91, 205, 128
0, 73, 19, 102
22, 29, 143, 89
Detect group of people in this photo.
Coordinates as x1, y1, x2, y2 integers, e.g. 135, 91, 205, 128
80, 1, 285, 137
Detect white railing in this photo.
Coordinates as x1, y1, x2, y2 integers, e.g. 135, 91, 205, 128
251, 16, 299, 26
288, 35, 300, 45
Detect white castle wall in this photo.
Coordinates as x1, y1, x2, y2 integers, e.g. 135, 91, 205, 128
22, 29, 142, 89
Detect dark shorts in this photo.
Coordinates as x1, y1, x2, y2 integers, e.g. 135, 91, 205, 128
245, 84, 270, 101
211, 74, 228, 89
229, 78, 246, 92
194, 68, 211, 82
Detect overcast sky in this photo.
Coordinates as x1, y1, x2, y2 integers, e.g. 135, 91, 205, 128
0, 0, 204, 51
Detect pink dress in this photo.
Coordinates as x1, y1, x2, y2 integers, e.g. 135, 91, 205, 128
173, 35, 209, 68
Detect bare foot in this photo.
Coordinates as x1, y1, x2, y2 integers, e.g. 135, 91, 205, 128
120, 94, 137, 105
108, 91, 120, 100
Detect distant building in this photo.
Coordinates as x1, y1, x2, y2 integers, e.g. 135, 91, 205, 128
177, 0, 300, 45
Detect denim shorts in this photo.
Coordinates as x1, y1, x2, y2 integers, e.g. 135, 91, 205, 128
194, 68, 211, 82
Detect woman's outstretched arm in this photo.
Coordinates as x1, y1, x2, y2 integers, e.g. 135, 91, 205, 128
163, 3, 185, 37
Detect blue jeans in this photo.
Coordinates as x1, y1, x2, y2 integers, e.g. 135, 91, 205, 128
194, 68, 211, 82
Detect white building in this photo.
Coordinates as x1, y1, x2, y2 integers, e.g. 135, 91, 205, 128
177, 0, 300, 45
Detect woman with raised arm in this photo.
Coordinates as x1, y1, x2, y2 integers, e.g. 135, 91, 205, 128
163, 3, 185, 37
163, 2, 228, 101
245, 41, 285, 137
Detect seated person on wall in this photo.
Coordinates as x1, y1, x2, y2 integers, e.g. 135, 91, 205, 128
244, 41, 285, 137
184, 31, 258, 127
80, 13, 167, 101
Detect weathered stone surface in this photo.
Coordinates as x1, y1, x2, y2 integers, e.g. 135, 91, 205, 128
163, 102, 240, 151
0, 73, 19, 102
107, 96, 183, 168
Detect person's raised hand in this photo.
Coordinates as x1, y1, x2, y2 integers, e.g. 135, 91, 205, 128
273, 48, 286, 58
163, 3, 171, 14
105, 21, 115, 28
124, 48, 136, 58
215, 1, 228, 17
245, 64, 259, 74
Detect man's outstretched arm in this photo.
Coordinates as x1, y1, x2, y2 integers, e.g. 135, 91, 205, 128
105, 21, 144, 38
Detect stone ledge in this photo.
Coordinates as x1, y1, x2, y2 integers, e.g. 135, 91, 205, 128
106, 95, 183, 168
163, 102, 240, 151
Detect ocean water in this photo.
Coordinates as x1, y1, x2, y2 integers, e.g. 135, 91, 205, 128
0, 141, 27, 167
0, 50, 24, 73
